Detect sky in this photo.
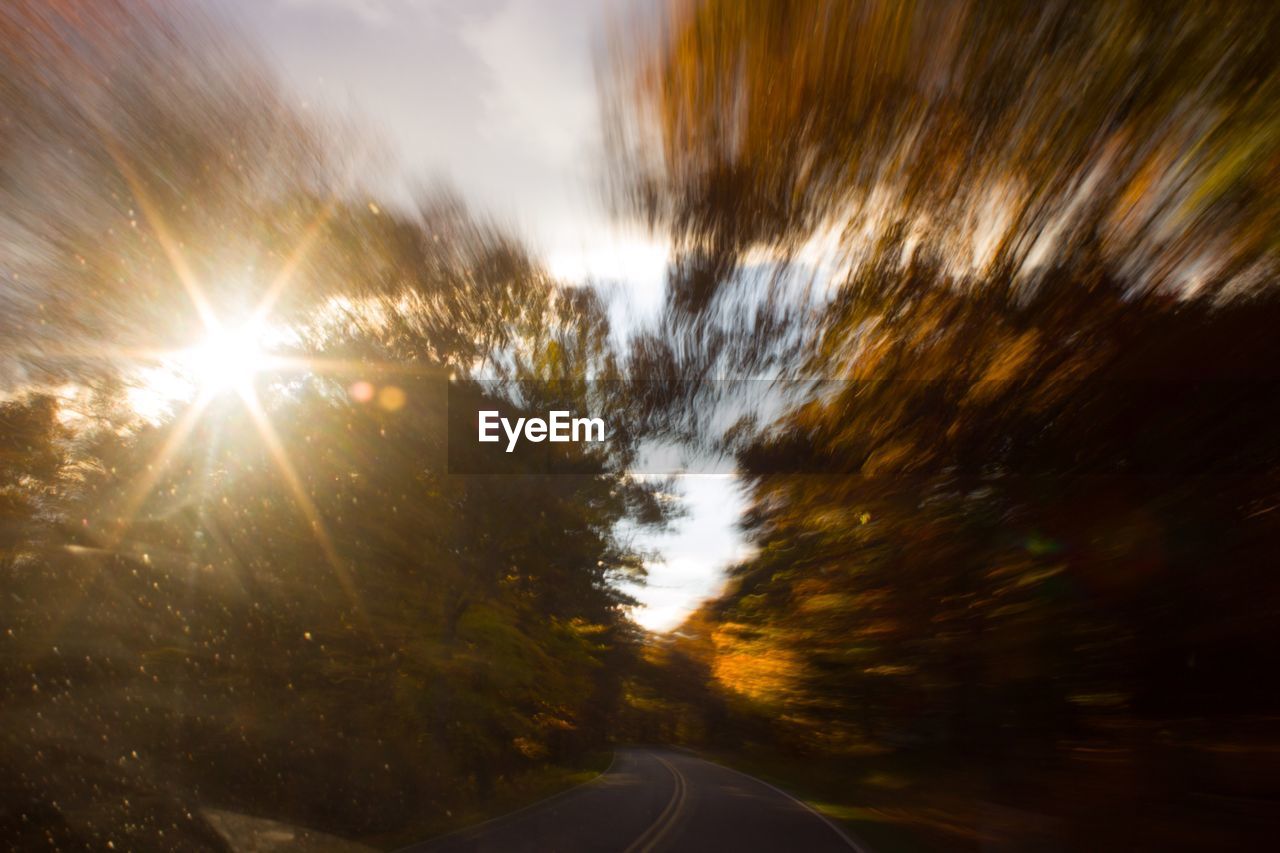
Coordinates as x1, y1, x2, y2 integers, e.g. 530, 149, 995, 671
209, 0, 747, 630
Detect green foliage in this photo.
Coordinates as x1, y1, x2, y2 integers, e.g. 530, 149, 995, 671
0, 2, 672, 848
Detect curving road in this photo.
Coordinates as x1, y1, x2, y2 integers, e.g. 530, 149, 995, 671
402, 748, 865, 853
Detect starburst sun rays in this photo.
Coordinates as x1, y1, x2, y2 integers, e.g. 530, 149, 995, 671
95, 164, 377, 620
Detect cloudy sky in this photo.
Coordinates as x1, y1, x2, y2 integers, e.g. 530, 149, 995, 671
208, 0, 746, 630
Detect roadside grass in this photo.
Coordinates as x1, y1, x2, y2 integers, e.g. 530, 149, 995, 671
699, 726, 1280, 853
697, 746, 986, 853
370, 750, 613, 850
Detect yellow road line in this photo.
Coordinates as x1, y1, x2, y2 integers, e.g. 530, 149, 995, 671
623, 754, 688, 853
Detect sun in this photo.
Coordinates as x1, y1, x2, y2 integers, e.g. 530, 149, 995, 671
179, 323, 269, 395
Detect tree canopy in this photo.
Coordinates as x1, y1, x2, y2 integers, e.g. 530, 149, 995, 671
607, 2, 1280, 846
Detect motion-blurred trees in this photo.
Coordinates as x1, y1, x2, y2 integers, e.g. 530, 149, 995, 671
607, 0, 1280, 832
1, 2, 670, 849
608, 0, 1280, 313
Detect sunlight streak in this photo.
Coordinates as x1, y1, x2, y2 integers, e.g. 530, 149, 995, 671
105, 386, 216, 547
78, 119, 378, 630
241, 388, 368, 625
101, 136, 220, 333
249, 202, 337, 329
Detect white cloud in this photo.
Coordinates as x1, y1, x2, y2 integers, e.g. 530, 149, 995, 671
460, 0, 599, 164
628, 476, 751, 632
278, 0, 421, 27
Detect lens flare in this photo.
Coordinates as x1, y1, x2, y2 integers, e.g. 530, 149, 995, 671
179, 323, 267, 395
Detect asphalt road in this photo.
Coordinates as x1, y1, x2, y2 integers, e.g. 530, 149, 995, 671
402, 747, 864, 853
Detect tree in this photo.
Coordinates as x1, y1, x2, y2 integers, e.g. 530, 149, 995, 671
606, 0, 1280, 832
0, 2, 674, 847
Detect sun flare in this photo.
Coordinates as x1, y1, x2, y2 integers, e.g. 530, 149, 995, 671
179, 324, 269, 395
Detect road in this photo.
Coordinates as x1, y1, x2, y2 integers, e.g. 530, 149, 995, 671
402, 747, 864, 853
